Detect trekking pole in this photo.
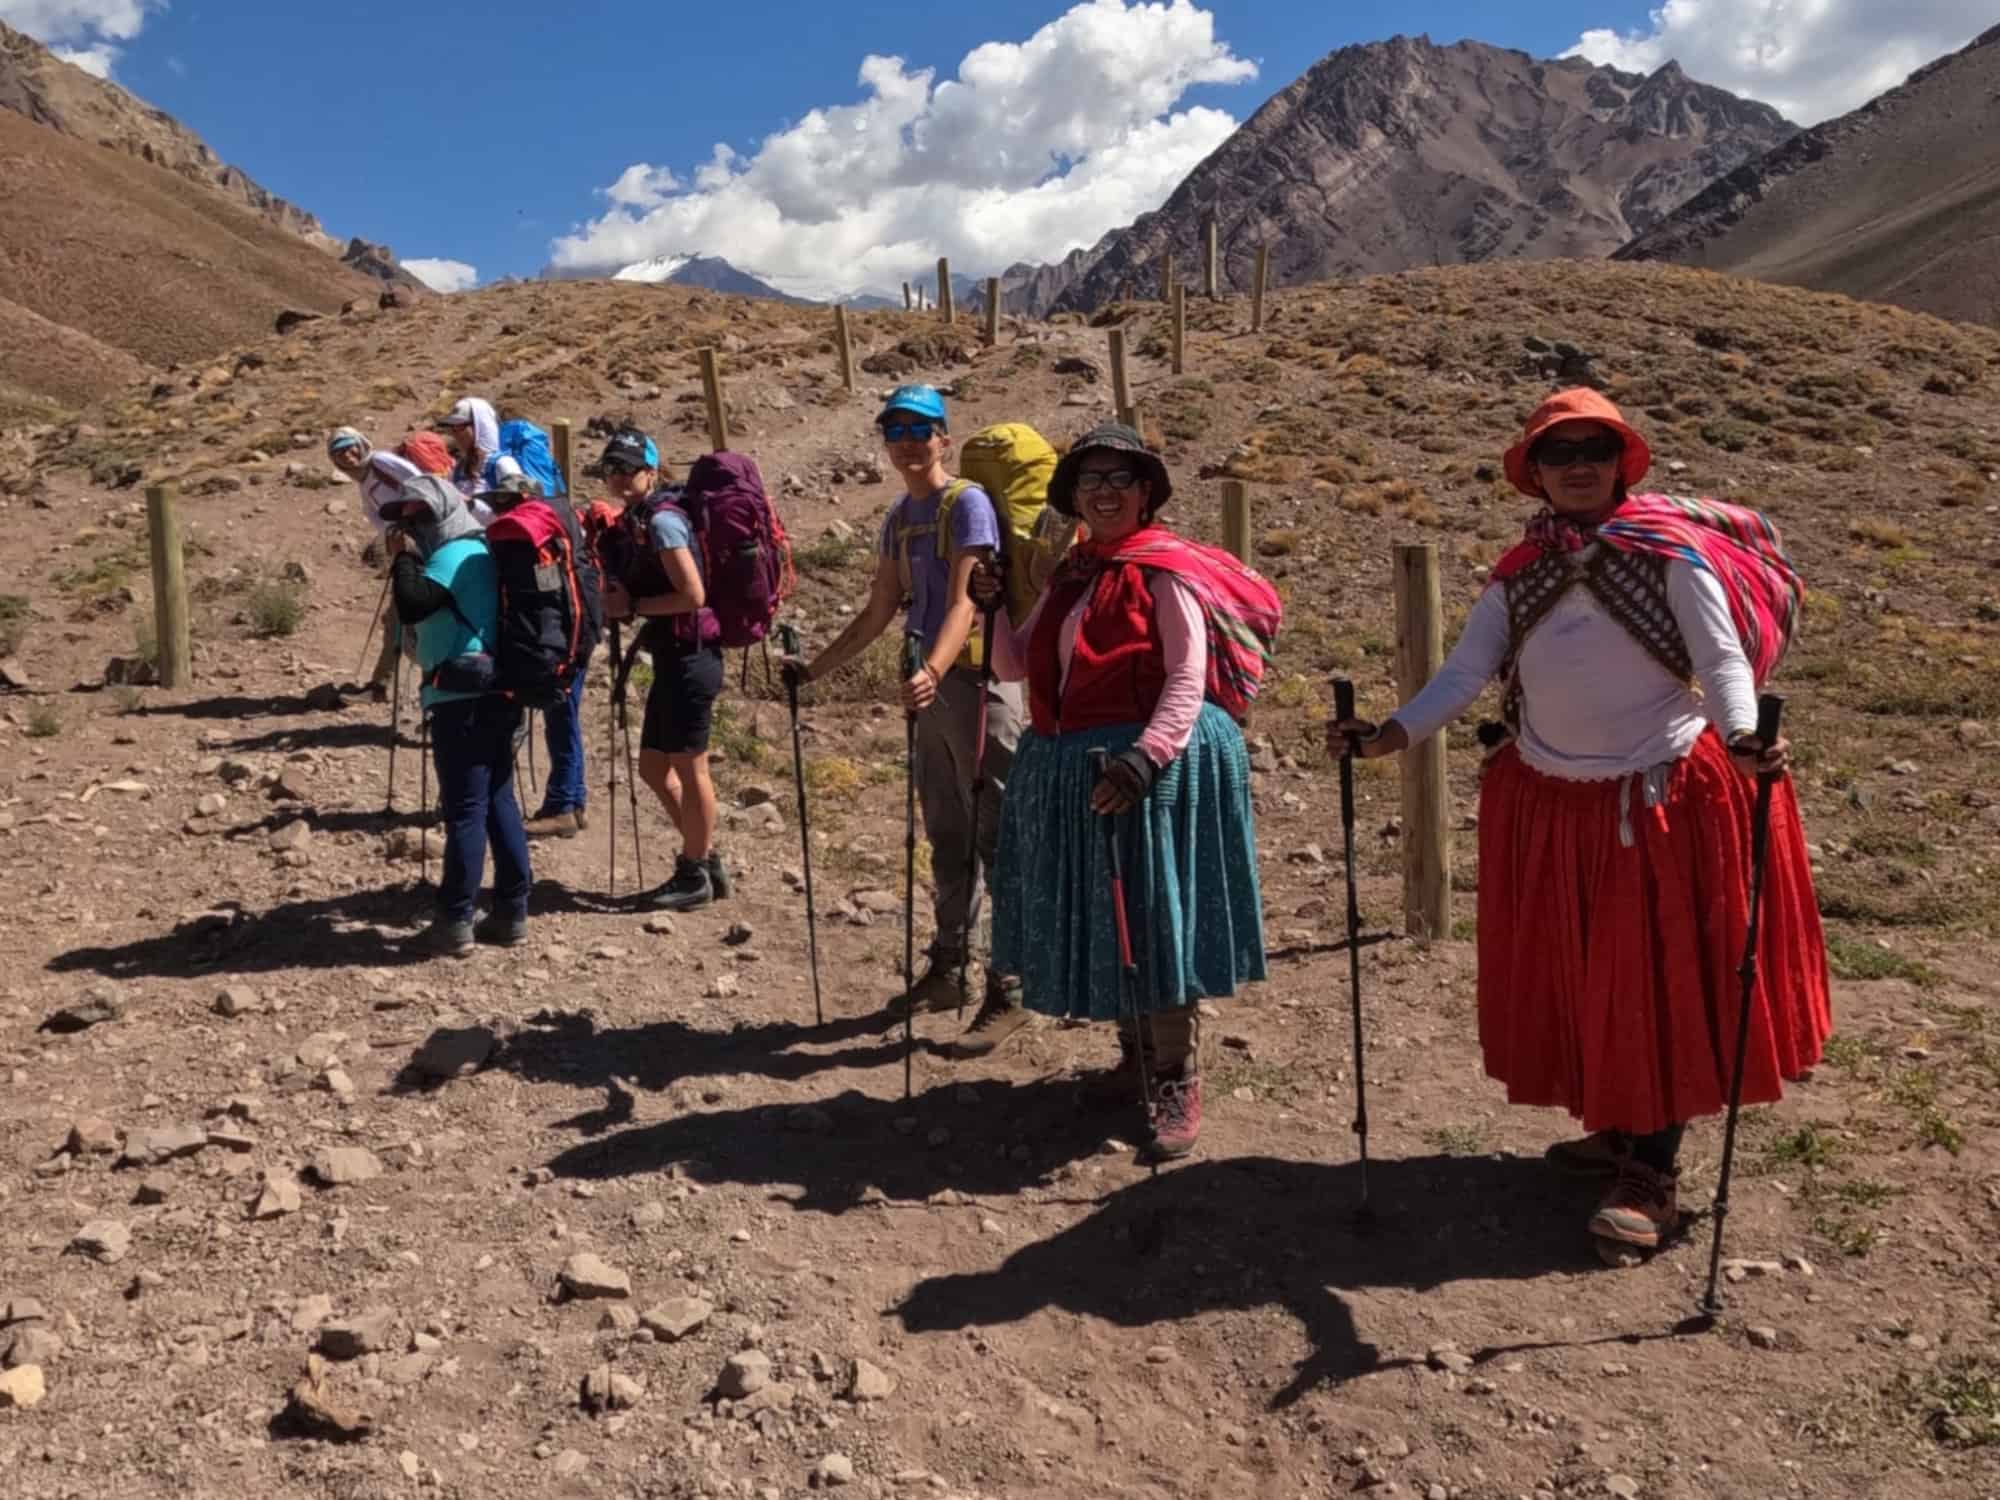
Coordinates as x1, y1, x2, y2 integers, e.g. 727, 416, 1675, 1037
1090, 748, 1157, 1174
957, 599, 1000, 1021
777, 624, 824, 1026
418, 708, 432, 889
1334, 679, 1373, 1223
901, 630, 924, 1102
356, 569, 393, 682
619, 641, 646, 889
1701, 693, 1786, 1321
607, 623, 622, 896
385, 652, 403, 815
526, 708, 539, 801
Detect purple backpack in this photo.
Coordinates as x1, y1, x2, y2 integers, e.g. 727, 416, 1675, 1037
679, 452, 794, 650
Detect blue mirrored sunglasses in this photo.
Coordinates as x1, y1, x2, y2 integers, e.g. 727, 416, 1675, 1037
881, 421, 938, 443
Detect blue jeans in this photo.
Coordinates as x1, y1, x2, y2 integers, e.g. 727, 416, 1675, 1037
429, 696, 532, 924
537, 666, 589, 816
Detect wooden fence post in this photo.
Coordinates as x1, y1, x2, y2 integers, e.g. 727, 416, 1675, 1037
698, 348, 728, 453
1394, 543, 1451, 941
937, 258, 953, 324
1107, 329, 1133, 429
903, 282, 912, 310
145, 483, 191, 689
1252, 245, 1269, 332
1160, 250, 1175, 302
551, 418, 572, 494
983, 277, 1001, 346
1204, 215, 1219, 300
833, 305, 856, 393
1171, 284, 1187, 376
1220, 480, 1250, 565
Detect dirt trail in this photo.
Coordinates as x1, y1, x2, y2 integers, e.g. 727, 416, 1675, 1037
0, 268, 1996, 1499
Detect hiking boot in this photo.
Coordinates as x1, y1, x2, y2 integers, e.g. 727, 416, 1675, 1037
647, 855, 714, 913
406, 917, 474, 959
888, 958, 966, 1018
473, 910, 527, 947
1143, 1072, 1204, 1161
1545, 1130, 1630, 1178
705, 850, 731, 900
1588, 1160, 1681, 1251
947, 975, 1033, 1060
1078, 1030, 1143, 1111
523, 809, 582, 840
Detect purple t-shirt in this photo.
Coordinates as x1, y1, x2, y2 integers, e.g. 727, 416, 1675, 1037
878, 482, 1001, 651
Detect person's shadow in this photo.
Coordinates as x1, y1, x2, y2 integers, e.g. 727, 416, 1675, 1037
895, 1152, 1708, 1406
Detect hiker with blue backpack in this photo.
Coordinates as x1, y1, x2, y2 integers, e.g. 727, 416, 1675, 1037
969, 422, 1276, 1160
436, 396, 598, 838
783, 388, 1065, 1056
380, 475, 533, 958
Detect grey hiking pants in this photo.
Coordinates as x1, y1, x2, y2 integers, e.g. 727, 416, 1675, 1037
914, 665, 1021, 970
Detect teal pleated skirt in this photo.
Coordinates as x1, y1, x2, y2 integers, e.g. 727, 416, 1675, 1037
991, 702, 1266, 1020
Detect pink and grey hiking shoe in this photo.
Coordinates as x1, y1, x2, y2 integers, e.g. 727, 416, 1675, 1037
1143, 1073, 1204, 1161
1589, 1160, 1681, 1252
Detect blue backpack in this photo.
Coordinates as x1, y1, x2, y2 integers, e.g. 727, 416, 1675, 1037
496, 419, 565, 497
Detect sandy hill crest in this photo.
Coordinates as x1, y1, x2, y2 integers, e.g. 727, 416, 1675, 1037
1616, 23, 2000, 328
1019, 35, 1794, 315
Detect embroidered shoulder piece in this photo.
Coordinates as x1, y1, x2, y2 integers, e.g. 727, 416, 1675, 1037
1496, 549, 1692, 731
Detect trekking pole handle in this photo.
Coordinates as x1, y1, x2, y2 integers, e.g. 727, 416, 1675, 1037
901, 631, 925, 700
1334, 678, 1356, 731
1756, 693, 1785, 757
776, 623, 800, 657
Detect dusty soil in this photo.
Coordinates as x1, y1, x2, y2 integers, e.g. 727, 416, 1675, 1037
0, 264, 1996, 1500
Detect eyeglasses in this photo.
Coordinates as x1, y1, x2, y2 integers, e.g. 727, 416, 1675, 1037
1532, 434, 1623, 467
1074, 469, 1140, 494
602, 460, 643, 477
881, 421, 938, 443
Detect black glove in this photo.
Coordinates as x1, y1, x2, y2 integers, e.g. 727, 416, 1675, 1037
1102, 747, 1158, 803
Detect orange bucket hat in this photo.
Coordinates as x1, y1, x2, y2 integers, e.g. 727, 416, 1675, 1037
1503, 388, 1652, 498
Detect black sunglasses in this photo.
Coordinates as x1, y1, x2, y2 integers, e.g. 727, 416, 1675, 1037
1074, 469, 1141, 493
1532, 434, 1623, 468
881, 420, 938, 443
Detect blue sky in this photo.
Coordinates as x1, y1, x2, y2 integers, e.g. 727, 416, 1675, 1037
7, 0, 1993, 296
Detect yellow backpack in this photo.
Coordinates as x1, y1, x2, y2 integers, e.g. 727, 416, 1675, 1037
892, 423, 1079, 668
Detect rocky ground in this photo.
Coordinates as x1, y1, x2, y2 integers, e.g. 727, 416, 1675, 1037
0, 264, 1996, 1499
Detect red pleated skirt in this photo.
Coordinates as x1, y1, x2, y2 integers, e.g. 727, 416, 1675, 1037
1476, 731, 1832, 1136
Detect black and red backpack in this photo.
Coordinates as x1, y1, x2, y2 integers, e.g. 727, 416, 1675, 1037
485, 498, 588, 709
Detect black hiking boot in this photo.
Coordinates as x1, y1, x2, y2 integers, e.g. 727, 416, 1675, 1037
474, 910, 527, 947
407, 917, 474, 959
706, 850, 731, 900
647, 855, 714, 913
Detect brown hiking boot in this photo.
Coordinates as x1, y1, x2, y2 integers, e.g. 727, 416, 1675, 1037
1545, 1130, 1630, 1178
1589, 1160, 1681, 1251
523, 809, 582, 840
947, 975, 1033, 1060
887, 959, 965, 1018
1144, 1072, 1205, 1161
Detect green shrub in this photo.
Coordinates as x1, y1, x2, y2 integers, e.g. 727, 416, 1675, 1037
247, 580, 306, 638
0, 594, 26, 656
25, 705, 61, 739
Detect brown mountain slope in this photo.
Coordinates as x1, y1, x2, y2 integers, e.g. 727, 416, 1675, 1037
0, 107, 378, 420
1615, 24, 2000, 327
1043, 35, 1794, 314
0, 19, 339, 253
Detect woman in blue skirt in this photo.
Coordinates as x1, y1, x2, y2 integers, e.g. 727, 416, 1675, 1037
974, 422, 1266, 1159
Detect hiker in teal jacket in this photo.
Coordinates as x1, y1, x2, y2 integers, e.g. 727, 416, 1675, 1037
382, 475, 532, 958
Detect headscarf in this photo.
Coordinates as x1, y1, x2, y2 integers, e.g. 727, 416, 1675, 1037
327, 427, 370, 462
386, 475, 484, 560
440, 397, 500, 461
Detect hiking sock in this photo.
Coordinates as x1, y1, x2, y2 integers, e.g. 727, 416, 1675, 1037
1630, 1123, 1686, 1174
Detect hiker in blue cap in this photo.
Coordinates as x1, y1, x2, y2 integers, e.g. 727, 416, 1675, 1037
781, 385, 1029, 1056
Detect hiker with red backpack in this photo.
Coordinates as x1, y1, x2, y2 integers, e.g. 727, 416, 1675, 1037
379, 475, 533, 958
1330, 389, 1832, 1261
596, 430, 732, 913
972, 422, 1275, 1161
327, 425, 477, 701
781, 387, 1031, 1055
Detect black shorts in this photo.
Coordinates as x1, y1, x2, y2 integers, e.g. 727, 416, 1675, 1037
640, 640, 723, 756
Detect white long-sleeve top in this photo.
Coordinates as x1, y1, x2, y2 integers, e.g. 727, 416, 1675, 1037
356, 449, 492, 533
987, 573, 1209, 768
1394, 553, 1758, 781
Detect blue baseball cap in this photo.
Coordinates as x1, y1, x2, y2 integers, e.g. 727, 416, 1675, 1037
600, 429, 659, 472
876, 384, 947, 431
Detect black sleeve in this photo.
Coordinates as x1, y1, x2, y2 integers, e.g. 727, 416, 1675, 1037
391, 554, 451, 624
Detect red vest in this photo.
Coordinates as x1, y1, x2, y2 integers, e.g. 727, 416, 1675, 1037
1027, 531, 1170, 736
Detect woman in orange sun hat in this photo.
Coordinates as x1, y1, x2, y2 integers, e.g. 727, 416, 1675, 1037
1330, 388, 1831, 1261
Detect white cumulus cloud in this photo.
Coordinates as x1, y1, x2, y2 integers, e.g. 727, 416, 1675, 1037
548, 0, 1256, 299
404, 258, 479, 294
1, 0, 161, 78
1568, 0, 1993, 124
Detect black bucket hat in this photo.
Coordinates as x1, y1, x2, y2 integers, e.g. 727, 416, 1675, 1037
1047, 422, 1173, 519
